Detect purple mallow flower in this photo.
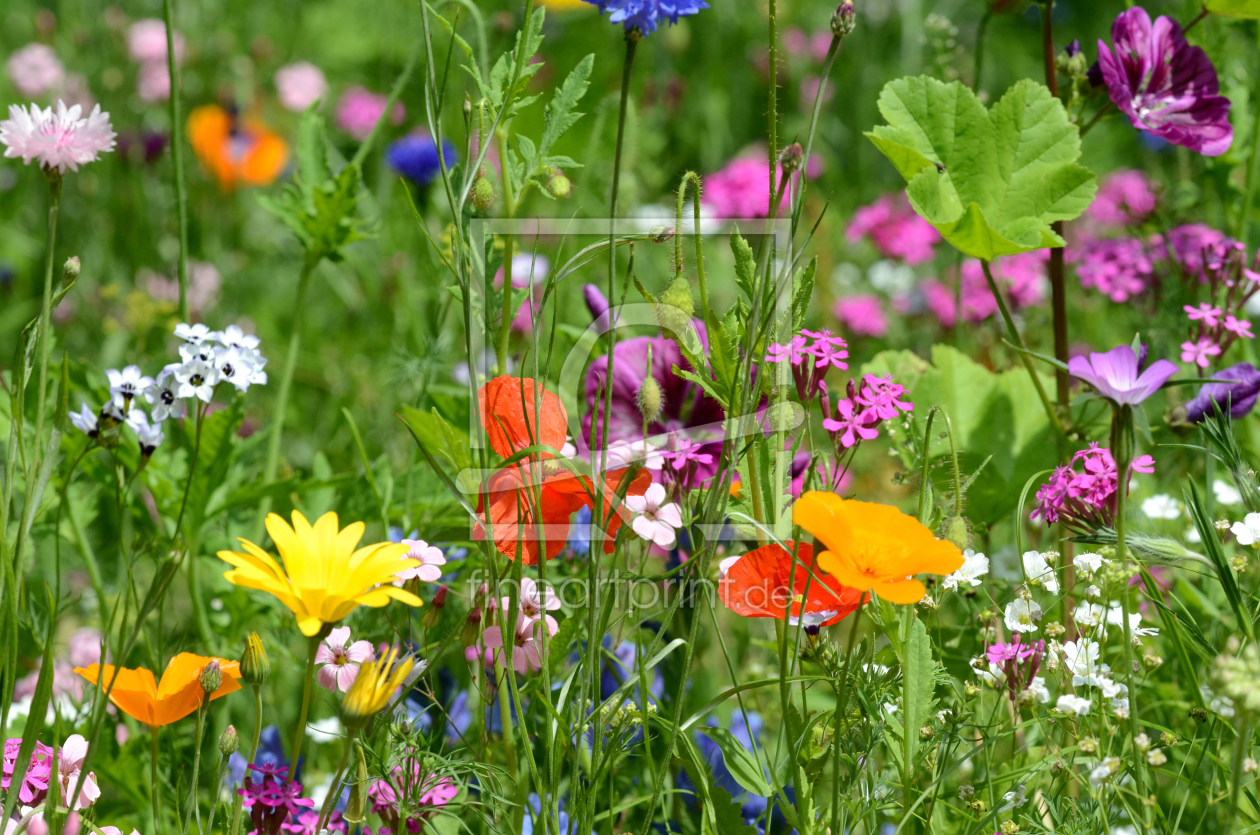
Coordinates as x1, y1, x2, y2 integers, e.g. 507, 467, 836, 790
1185, 362, 1260, 423
1067, 344, 1178, 406
1096, 7, 1232, 156
582, 0, 709, 35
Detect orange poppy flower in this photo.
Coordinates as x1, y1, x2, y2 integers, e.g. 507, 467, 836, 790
474, 375, 651, 564
187, 104, 289, 190
74, 652, 242, 726
793, 492, 963, 604
719, 541, 864, 626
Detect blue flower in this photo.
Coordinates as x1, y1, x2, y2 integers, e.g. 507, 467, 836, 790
386, 134, 458, 187
583, 0, 709, 35
522, 793, 591, 835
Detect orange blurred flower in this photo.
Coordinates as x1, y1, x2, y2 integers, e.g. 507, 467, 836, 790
474, 376, 650, 564
74, 652, 241, 726
793, 492, 963, 604
719, 541, 864, 626
187, 104, 288, 190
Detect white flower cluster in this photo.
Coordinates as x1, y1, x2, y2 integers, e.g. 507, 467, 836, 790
69, 322, 267, 454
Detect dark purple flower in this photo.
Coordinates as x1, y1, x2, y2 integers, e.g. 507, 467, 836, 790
1067, 344, 1177, 406
1185, 362, 1260, 422
1096, 7, 1232, 156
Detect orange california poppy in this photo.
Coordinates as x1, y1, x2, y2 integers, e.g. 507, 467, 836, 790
719, 541, 865, 627
187, 104, 289, 190
793, 492, 963, 604
74, 652, 242, 726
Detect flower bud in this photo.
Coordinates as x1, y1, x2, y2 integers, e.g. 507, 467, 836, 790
343, 742, 369, 824
219, 725, 239, 756
941, 515, 970, 551
63, 256, 81, 281
422, 585, 448, 629
655, 277, 695, 337
548, 171, 572, 199
830, 1, 855, 39
778, 142, 804, 175
470, 176, 497, 211
199, 659, 223, 694
637, 377, 664, 424
240, 632, 271, 686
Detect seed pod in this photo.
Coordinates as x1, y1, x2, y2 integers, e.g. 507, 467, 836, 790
423, 585, 448, 629
63, 256, 81, 280
655, 277, 695, 337
548, 172, 572, 198
779, 142, 804, 174
941, 515, 970, 551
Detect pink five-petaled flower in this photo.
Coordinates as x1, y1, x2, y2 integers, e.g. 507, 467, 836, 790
57, 734, 100, 810
314, 626, 375, 693
802, 329, 849, 369
823, 398, 878, 449
396, 539, 446, 583
1224, 315, 1255, 340
482, 610, 543, 674
501, 577, 562, 635
1096, 7, 1233, 156
856, 374, 914, 420
1185, 303, 1223, 328
625, 482, 684, 549
1067, 344, 1178, 406
765, 334, 809, 365
1181, 337, 1221, 369
1, 100, 116, 174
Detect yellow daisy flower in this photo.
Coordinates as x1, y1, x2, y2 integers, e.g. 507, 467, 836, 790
218, 511, 422, 637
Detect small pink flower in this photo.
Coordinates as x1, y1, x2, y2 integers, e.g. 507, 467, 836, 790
275, 62, 328, 112
482, 611, 543, 674
127, 19, 185, 64
1184, 303, 1223, 327
6, 44, 65, 98
1086, 169, 1157, 227
1132, 454, 1156, 474
1224, 315, 1254, 339
823, 397, 879, 448
1, 101, 116, 174
500, 577, 561, 634
846, 193, 941, 265
1181, 337, 1221, 368
68, 628, 104, 668
58, 735, 99, 810
625, 482, 684, 548
396, 539, 446, 583
315, 626, 375, 693
803, 329, 849, 368
833, 294, 888, 338
765, 334, 808, 365
336, 87, 404, 141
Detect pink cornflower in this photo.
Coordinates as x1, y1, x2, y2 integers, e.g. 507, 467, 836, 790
1185, 303, 1223, 327
274, 62, 328, 112
845, 193, 941, 265
483, 610, 543, 674
314, 626, 375, 693
765, 334, 809, 365
822, 398, 878, 448
127, 19, 186, 64
6, 44, 65, 98
1086, 169, 1157, 227
1, 101, 116, 174
856, 374, 914, 420
336, 86, 405, 141
1224, 315, 1254, 339
833, 294, 888, 338
396, 539, 447, 583
1181, 337, 1221, 368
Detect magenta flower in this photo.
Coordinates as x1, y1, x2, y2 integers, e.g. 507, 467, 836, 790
1162, 223, 1232, 276
1224, 315, 1254, 340
1096, 7, 1232, 156
702, 156, 778, 218
1073, 237, 1153, 303
1185, 362, 1260, 422
336, 87, 404, 141
765, 334, 809, 365
833, 294, 889, 338
804, 328, 850, 368
1181, 337, 1221, 368
314, 626, 375, 693
986, 636, 1045, 703
856, 374, 914, 420
1067, 344, 1178, 406
822, 398, 878, 448
1086, 169, 1157, 227
1185, 303, 1223, 327
1031, 444, 1155, 531
368, 761, 458, 829
845, 193, 941, 266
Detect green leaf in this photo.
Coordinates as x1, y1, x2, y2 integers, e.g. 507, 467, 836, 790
867, 76, 1096, 260
540, 54, 594, 157
709, 785, 758, 835
183, 396, 245, 538
400, 406, 471, 474
673, 364, 729, 411
698, 727, 771, 797
898, 617, 935, 772
791, 258, 816, 331
1207, 0, 1260, 16
730, 231, 757, 303
295, 106, 331, 208
705, 310, 739, 403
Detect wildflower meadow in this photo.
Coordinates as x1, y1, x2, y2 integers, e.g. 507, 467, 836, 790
9, 0, 1260, 832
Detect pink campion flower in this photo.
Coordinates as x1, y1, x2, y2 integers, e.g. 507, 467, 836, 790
1185, 303, 1223, 327
1086, 170, 1158, 227
625, 482, 684, 548
1224, 315, 1254, 340
1132, 454, 1156, 474
368, 763, 457, 827
1161, 224, 1231, 276
856, 374, 914, 420
1074, 238, 1154, 302
3, 739, 54, 805
1, 101, 116, 174
1181, 337, 1221, 368
336, 86, 405, 141
822, 398, 878, 448
702, 156, 777, 218
6, 44, 65, 98
802, 329, 849, 368
396, 539, 446, 583
274, 62, 328, 112
833, 294, 888, 338
1031, 446, 1155, 530
845, 193, 941, 266
1096, 7, 1232, 156
1067, 344, 1178, 406
986, 636, 1045, 702
127, 19, 186, 64
482, 610, 543, 674
765, 334, 809, 364
314, 626, 375, 693
999, 251, 1050, 308
1030, 465, 1074, 524
57, 735, 99, 810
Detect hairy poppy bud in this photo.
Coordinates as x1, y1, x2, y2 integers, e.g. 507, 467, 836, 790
219, 725, 239, 756
637, 377, 664, 424
941, 515, 970, 551
199, 660, 222, 694
470, 176, 496, 211
240, 632, 271, 686
830, 0, 855, 39
779, 142, 804, 174
655, 277, 695, 337
548, 171, 572, 198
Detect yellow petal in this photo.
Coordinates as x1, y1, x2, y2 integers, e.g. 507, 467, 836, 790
297, 615, 324, 637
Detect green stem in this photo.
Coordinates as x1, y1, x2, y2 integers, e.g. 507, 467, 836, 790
831, 601, 864, 833
204, 750, 229, 835
316, 735, 353, 831
228, 687, 263, 835
287, 637, 320, 780
33, 176, 63, 457
162, 0, 190, 323
972, 11, 992, 93
1236, 23, 1260, 245
151, 725, 163, 835
1226, 718, 1252, 835
182, 698, 208, 835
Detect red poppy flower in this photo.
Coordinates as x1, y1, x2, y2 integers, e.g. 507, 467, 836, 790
474, 376, 651, 564
719, 541, 864, 627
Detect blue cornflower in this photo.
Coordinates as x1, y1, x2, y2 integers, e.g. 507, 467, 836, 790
583, 0, 709, 35
386, 134, 458, 187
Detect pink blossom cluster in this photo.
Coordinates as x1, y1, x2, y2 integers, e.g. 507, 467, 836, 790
6, 44, 65, 98
765, 327, 849, 401
702, 152, 823, 218
367, 759, 459, 833
1073, 237, 1154, 302
819, 374, 914, 450
1085, 169, 1158, 227
1176, 238, 1260, 368
238, 763, 316, 835
2, 735, 98, 812
985, 636, 1045, 703
920, 252, 1047, 327
1031, 444, 1155, 531
832, 294, 888, 338
474, 578, 560, 674
845, 194, 940, 265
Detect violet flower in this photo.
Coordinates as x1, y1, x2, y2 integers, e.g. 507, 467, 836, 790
1184, 362, 1260, 422
1067, 344, 1178, 406
1096, 7, 1232, 156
